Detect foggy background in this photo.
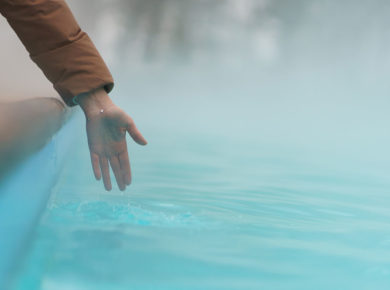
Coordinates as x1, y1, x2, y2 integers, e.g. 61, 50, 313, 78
2, 0, 390, 169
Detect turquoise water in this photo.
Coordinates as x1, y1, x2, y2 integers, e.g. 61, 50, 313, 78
10, 0, 390, 288
13, 80, 390, 289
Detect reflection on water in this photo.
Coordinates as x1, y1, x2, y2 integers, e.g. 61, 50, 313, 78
11, 0, 390, 289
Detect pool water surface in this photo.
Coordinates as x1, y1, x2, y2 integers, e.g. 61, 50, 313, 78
9, 0, 390, 287
13, 92, 390, 289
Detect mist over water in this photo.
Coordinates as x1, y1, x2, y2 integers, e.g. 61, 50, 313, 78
72, 0, 390, 167
11, 1, 390, 289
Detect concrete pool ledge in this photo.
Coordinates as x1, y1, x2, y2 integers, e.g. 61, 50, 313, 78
0, 97, 78, 289
0, 97, 68, 179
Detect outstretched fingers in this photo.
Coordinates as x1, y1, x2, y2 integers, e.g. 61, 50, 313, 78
99, 156, 112, 191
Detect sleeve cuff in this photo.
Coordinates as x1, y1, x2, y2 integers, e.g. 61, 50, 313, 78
30, 33, 114, 107
72, 83, 114, 106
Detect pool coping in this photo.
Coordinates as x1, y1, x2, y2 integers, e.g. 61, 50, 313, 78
0, 100, 79, 289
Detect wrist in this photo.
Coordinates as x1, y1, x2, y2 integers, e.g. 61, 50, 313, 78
75, 88, 114, 117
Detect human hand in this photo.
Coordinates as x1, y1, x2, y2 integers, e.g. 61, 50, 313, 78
77, 88, 147, 191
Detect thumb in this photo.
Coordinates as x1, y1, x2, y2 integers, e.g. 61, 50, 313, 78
126, 118, 147, 145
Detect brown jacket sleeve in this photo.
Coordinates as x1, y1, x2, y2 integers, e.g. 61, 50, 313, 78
0, 0, 114, 107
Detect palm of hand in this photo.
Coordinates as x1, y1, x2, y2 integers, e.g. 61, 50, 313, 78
86, 106, 147, 191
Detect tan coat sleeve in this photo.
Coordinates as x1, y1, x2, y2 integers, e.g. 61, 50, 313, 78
0, 0, 114, 107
